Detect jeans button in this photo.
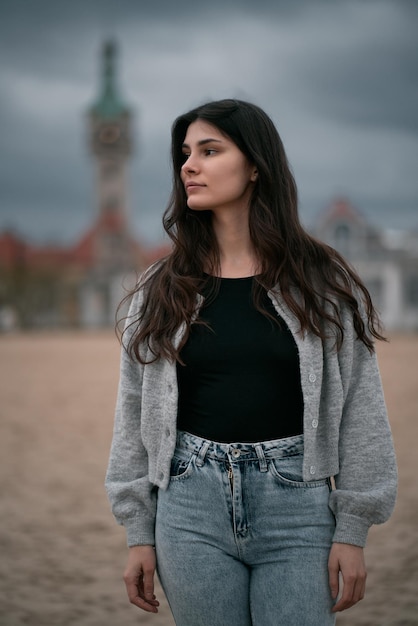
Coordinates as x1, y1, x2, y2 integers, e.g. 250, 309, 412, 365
231, 449, 241, 459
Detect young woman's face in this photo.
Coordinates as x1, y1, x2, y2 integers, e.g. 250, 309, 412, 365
180, 120, 257, 215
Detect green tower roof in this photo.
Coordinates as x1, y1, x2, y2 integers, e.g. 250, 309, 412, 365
90, 41, 130, 120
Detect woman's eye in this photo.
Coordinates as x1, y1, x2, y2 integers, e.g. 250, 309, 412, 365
205, 149, 217, 156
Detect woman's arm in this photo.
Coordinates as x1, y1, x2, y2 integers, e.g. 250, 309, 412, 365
105, 289, 157, 546
327, 309, 396, 612
329, 323, 397, 547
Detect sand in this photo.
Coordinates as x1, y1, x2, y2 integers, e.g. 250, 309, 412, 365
0, 331, 417, 626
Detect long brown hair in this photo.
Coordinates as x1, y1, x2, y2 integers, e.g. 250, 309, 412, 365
122, 99, 384, 363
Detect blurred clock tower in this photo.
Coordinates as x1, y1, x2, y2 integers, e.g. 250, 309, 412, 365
88, 40, 133, 272
80, 41, 140, 327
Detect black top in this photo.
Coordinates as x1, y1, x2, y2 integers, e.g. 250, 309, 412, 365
176, 276, 303, 443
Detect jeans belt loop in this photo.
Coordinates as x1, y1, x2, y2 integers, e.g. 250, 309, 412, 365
195, 440, 210, 467
254, 443, 268, 472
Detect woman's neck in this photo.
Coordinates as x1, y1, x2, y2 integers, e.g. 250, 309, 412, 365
211, 211, 259, 278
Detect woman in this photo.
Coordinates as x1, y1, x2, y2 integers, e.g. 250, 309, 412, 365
105, 99, 397, 625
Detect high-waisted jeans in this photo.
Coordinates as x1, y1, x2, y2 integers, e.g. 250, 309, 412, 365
155, 430, 336, 626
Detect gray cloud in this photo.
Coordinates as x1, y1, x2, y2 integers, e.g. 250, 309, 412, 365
295, 6, 418, 134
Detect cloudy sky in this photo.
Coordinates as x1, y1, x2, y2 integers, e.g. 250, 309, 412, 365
1, 0, 417, 247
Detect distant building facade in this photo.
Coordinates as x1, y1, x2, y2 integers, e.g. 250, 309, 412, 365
313, 199, 418, 332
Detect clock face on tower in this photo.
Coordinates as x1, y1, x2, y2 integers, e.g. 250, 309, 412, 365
98, 124, 121, 144
91, 118, 131, 156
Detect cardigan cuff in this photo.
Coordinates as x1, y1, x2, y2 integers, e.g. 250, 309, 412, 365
332, 513, 371, 548
123, 516, 155, 547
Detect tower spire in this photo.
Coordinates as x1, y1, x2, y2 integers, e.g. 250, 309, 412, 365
91, 40, 129, 119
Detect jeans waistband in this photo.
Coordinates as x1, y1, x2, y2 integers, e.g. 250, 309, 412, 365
176, 430, 304, 471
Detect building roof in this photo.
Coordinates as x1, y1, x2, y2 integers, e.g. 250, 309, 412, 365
0, 215, 149, 273
316, 198, 368, 227
0, 231, 74, 270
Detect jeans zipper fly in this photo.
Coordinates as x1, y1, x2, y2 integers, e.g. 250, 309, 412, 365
228, 464, 234, 490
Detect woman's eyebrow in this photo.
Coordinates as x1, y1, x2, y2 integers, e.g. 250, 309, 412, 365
182, 138, 224, 150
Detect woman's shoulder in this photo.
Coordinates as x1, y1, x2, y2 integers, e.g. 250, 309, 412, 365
140, 258, 167, 285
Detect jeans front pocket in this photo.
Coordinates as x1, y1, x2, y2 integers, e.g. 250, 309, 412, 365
269, 453, 328, 488
169, 450, 196, 481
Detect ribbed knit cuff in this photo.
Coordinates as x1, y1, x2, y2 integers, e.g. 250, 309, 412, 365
332, 513, 370, 547
124, 517, 155, 547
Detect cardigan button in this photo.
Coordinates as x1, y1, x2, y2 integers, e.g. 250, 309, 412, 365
311, 419, 318, 429
309, 373, 316, 383
309, 465, 316, 475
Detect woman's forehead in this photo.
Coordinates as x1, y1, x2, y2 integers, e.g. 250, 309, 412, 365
182, 120, 231, 146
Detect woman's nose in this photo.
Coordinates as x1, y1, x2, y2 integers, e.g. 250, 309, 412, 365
181, 155, 198, 174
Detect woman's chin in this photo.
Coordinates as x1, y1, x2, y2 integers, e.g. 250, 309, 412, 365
187, 201, 210, 212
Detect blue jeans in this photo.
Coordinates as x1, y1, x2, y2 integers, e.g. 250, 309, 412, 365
155, 431, 336, 626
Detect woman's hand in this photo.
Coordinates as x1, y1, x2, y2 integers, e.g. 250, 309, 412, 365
123, 545, 160, 613
328, 542, 367, 612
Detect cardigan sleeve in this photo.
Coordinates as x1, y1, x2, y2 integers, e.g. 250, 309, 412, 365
328, 307, 398, 547
105, 289, 157, 547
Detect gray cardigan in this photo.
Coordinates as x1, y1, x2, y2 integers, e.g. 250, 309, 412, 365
105, 284, 397, 548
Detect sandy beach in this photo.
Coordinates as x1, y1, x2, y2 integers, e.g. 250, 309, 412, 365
0, 331, 417, 626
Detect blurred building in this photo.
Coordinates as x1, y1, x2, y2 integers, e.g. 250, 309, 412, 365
0, 41, 170, 330
314, 199, 418, 332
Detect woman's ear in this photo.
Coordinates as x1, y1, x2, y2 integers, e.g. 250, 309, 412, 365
251, 169, 258, 182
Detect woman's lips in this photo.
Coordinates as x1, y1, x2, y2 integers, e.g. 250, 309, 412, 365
185, 182, 205, 191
